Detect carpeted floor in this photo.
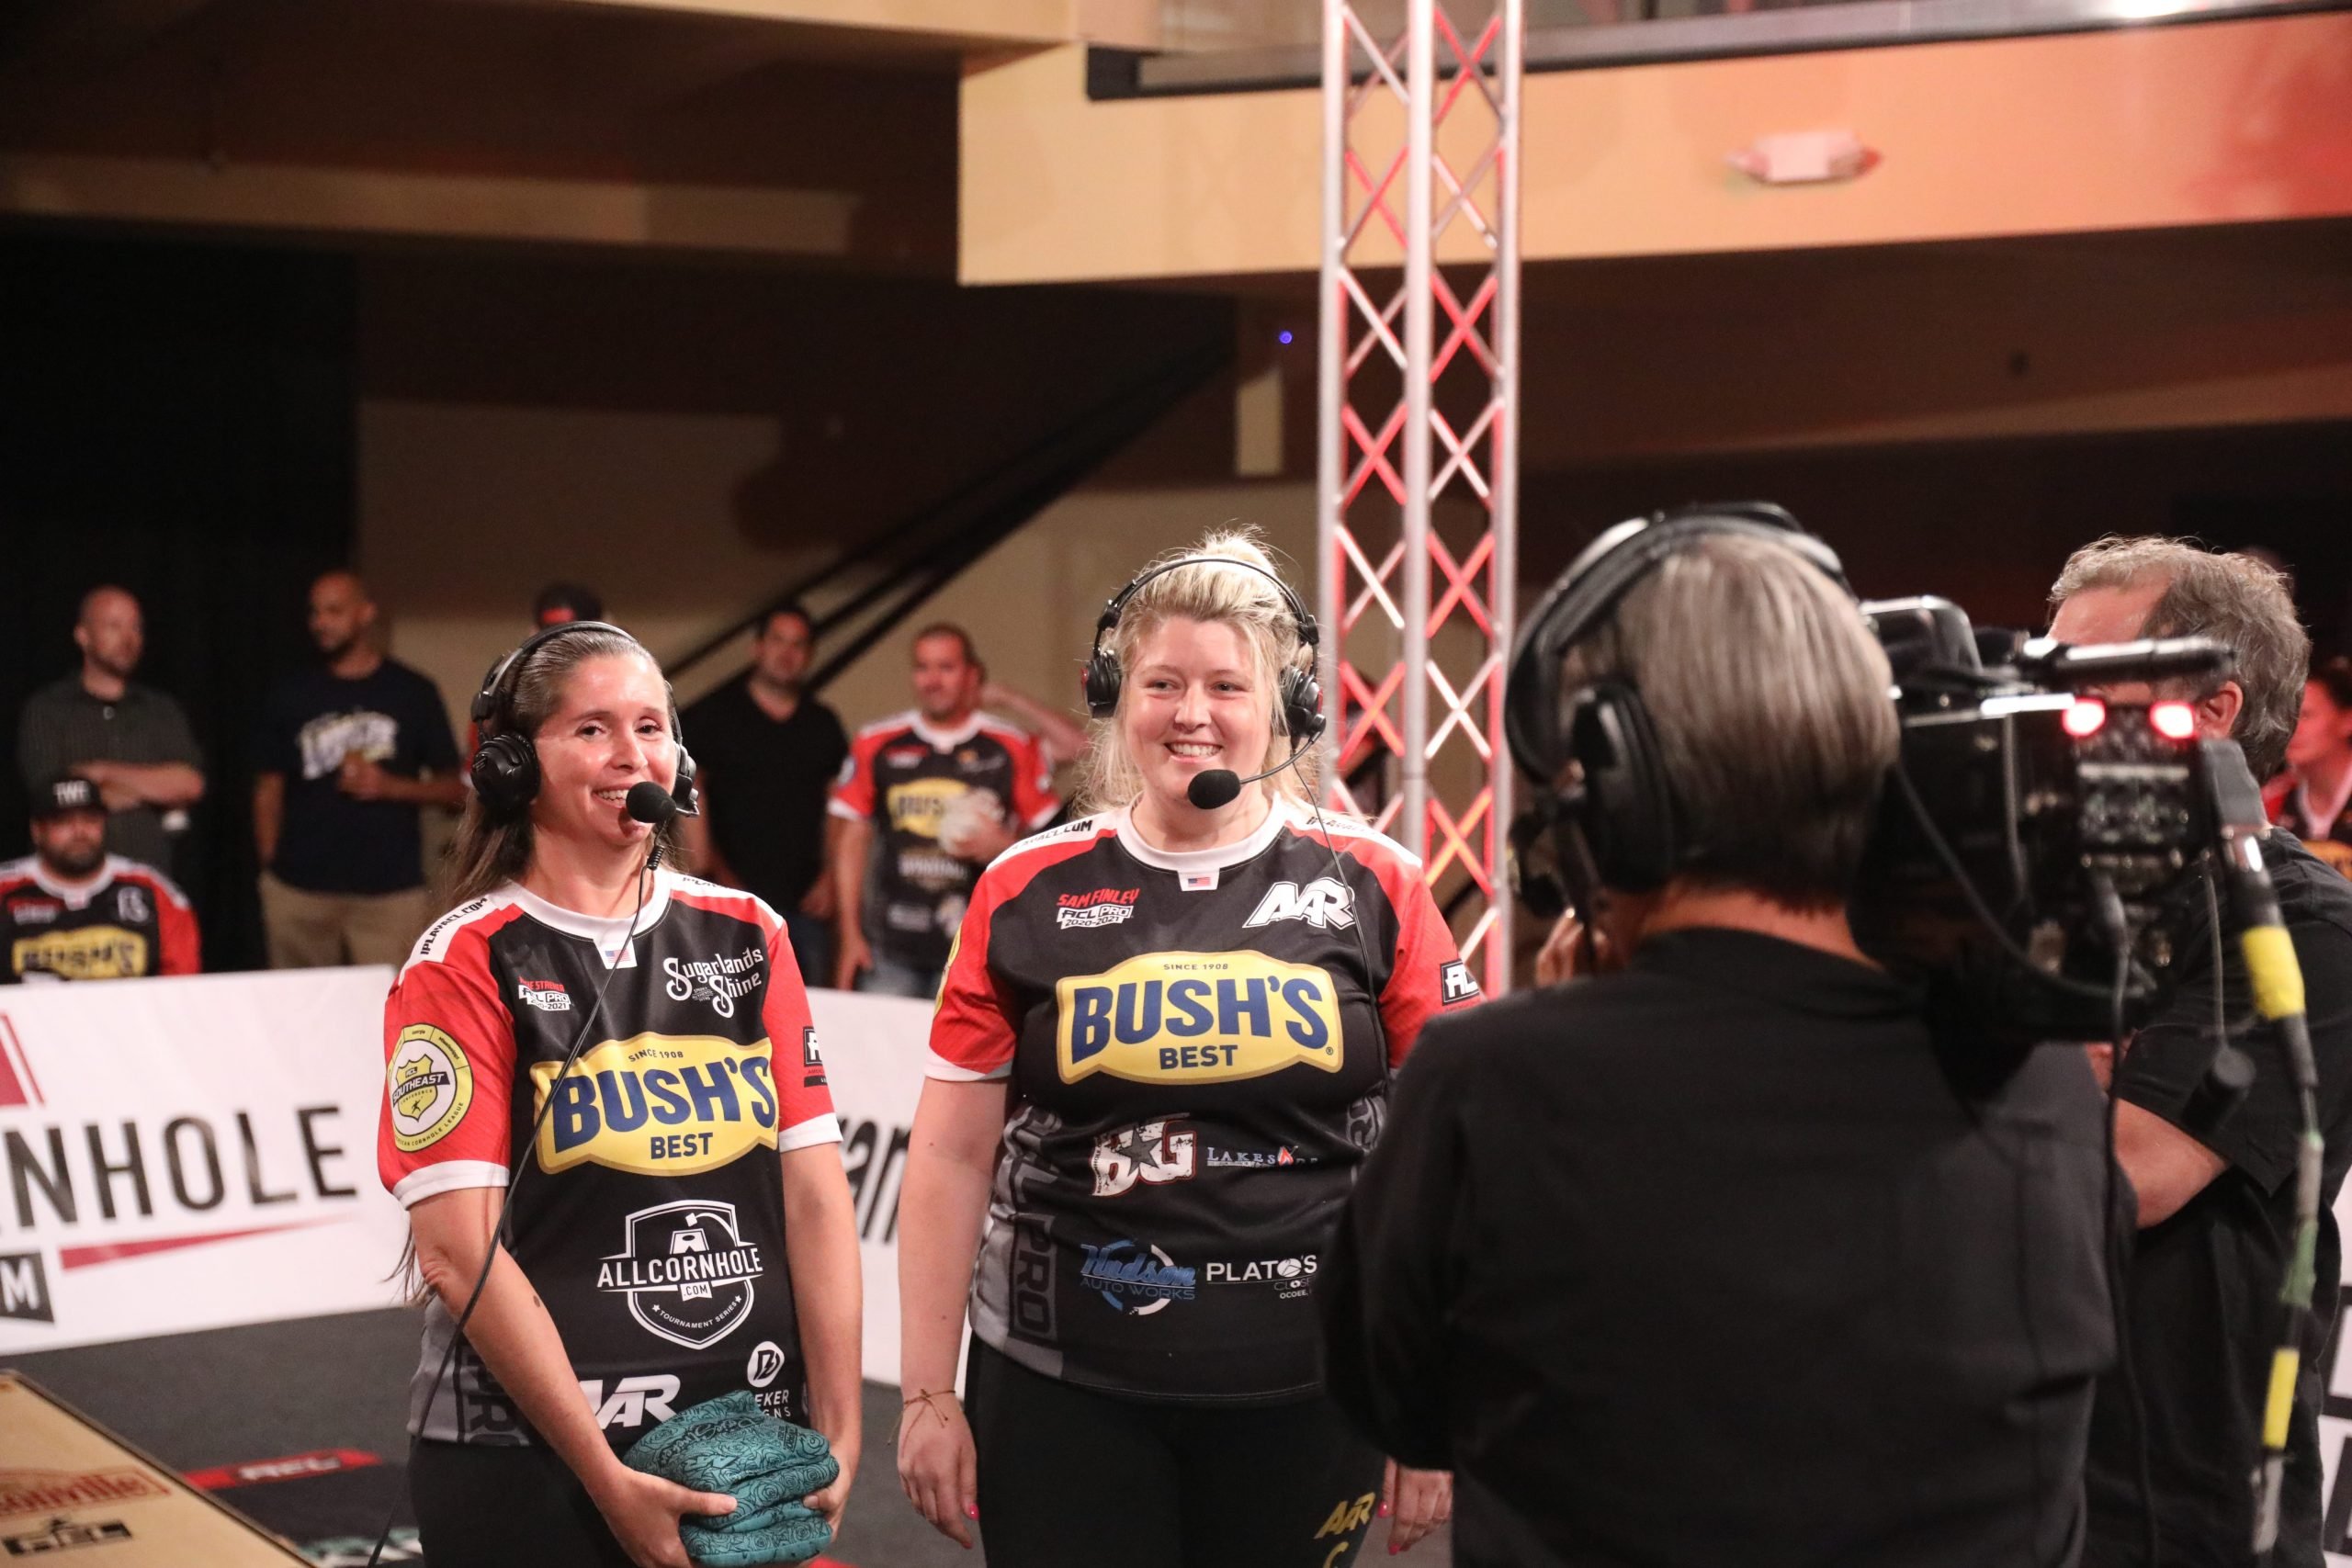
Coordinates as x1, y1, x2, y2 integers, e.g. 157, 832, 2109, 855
8, 1309, 1451, 1566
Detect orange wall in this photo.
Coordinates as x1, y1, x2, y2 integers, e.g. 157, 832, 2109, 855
961, 13, 2352, 284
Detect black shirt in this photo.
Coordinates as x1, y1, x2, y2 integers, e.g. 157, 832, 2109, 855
258, 660, 459, 895
2085, 832, 2352, 1568
679, 678, 847, 911
16, 676, 204, 873
1323, 928, 2114, 1568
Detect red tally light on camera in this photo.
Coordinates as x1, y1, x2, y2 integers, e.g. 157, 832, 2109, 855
2062, 697, 2108, 738
2150, 701, 2198, 741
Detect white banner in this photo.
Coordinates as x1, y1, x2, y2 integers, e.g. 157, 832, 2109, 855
808, 989, 933, 1390
2314, 1185, 2352, 1559
0, 967, 412, 1355
0, 969, 941, 1384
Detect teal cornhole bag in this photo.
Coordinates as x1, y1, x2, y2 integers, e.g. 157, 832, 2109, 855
622, 1392, 839, 1566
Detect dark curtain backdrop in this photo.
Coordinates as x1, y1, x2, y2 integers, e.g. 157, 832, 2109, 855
0, 231, 356, 972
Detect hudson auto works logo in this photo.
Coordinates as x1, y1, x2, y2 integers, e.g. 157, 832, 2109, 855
1078, 1240, 1194, 1314
598, 1200, 763, 1349
387, 1025, 473, 1153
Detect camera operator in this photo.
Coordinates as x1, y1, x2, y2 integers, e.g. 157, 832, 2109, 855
1321, 509, 2115, 1567
2048, 536, 2352, 1567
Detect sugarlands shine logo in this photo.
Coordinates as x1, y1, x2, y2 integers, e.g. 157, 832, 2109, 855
1055, 952, 1342, 1085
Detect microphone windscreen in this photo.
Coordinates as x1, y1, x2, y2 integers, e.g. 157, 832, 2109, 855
1186, 770, 1243, 811
625, 781, 679, 825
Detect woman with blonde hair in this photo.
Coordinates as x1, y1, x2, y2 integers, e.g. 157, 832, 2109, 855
897, 534, 1474, 1564
379, 621, 862, 1568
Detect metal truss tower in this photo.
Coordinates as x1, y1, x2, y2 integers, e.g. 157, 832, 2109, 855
1317, 0, 1523, 994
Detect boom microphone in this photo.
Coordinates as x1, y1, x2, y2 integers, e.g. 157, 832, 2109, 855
1186, 747, 1303, 811
626, 781, 679, 825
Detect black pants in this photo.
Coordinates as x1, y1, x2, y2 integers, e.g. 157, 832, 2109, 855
410, 1437, 634, 1568
966, 1338, 1385, 1568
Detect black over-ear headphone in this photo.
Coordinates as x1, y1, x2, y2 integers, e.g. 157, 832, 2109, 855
469, 620, 700, 818
1502, 502, 1850, 908
1083, 556, 1326, 747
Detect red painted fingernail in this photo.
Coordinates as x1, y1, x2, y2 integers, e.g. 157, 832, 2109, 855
1379, 1503, 1392, 1517
966, 1505, 978, 1519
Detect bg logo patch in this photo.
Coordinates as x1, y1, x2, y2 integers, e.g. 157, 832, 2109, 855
1056, 952, 1342, 1085
389, 1025, 473, 1152
530, 1033, 779, 1176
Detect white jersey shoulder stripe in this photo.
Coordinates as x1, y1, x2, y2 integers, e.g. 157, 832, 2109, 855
400, 888, 526, 978
854, 710, 922, 739
1286, 803, 1425, 872
668, 873, 783, 931
983, 814, 1112, 877
106, 854, 194, 910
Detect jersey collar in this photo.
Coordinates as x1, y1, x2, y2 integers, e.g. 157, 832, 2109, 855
1111, 798, 1291, 878
503, 869, 674, 967
909, 711, 985, 750
24, 855, 128, 909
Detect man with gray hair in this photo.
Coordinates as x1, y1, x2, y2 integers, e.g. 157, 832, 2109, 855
1323, 511, 2112, 1567
2050, 536, 2352, 1568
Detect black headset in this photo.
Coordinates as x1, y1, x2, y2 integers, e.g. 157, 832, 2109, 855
1083, 556, 1327, 747
469, 620, 700, 818
1502, 502, 1849, 908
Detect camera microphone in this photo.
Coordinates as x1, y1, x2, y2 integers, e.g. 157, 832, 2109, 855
625, 781, 679, 825
2021, 635, 2236, 688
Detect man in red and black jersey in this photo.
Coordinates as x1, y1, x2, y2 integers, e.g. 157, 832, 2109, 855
828, 624, 1059, 996
1, 776, 198, 982
379, 868, 841, 1447
930, 799, 1474, 1401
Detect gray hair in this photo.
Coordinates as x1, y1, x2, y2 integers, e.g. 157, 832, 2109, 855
1077, 529, 1320, 814
2049, 536, 2308, 780
1563, 535, 1898, 908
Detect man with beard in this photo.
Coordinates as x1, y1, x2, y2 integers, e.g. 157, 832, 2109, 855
1, 776, 198, 981
16, 585, 207, 879
253, 570, 464, 968
679, 603, 850, 981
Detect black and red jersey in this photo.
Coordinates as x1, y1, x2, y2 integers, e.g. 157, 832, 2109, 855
377, 869, 840, 1449
929, 799, 1479, 1403
0, 854, 198, 982
829, 710, 1059, 975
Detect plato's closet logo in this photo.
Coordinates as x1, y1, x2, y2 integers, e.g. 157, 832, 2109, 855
1056, 952, 1342, 1085
532, 1033, 778, 1176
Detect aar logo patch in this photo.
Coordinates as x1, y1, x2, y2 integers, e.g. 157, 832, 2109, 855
389, 1025, 473, 1153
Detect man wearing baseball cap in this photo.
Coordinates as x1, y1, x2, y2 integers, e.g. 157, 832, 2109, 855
0, 776, 199, 982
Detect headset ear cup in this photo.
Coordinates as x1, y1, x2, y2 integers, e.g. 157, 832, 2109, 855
671, 745, 700, 817
1566, 684, 1678, 894
1083, 650, 1123, 722
470, 731, 540, 816
1283, 667, 1326, 746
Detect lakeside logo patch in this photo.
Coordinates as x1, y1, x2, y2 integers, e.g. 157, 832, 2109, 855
531, 1033, 779, 1176
885, 777, 969, 840
1055, 951, 1342, 1085
389, 1025, 474, 1153
11, 925, 147, 981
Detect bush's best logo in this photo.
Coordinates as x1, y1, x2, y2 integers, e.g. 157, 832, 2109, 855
597, 1200, 763, 1348
1078, 1239, 1194, 1314
886, 777, 969, 840
11, 926, 147, 981
389, 1025, 473, 1153
662, 943, 765, 1018
531, 1033, 778, 1176
1056, 952, 1342, 1085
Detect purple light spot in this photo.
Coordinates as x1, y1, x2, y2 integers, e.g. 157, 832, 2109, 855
1278, 331, 1295, 345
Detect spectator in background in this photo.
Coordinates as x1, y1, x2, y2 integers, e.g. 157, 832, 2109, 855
829, 624, 1060, 996
2280, 655, 2352, 877
532, 581, 604, 628
16, 585, 206, 880
253, 570, 465, 969
1, 776, 198, 981
679, 603, 849, 980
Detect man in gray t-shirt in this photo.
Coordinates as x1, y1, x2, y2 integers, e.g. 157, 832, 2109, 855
17, 585, 206, 876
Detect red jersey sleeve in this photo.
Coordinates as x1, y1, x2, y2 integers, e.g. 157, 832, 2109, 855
829, 729, 882, 823
927, 872, 1017, 1081
1378, 871, 1479, 1065
1008, 731, 1062, 830
761, 915, 842, 1151
379, 930, 518, 1207
138, 870, 200, 976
